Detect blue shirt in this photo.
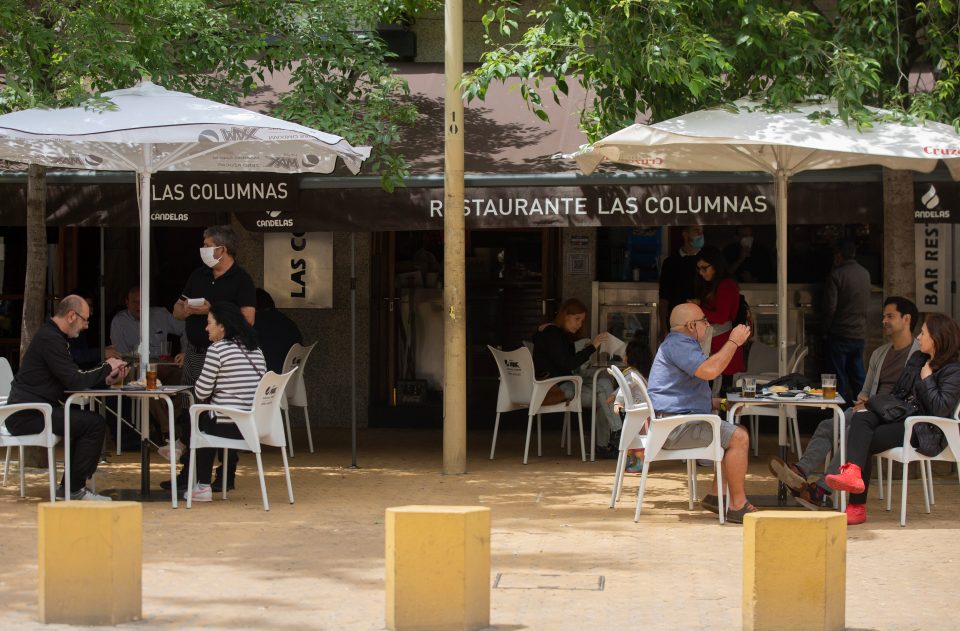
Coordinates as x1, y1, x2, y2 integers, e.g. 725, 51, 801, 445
647, 332, 712, 414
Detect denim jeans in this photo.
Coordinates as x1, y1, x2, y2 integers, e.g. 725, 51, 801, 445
825, 335, 865, 405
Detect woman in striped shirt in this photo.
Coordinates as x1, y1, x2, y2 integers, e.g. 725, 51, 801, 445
185, 301, 267, 502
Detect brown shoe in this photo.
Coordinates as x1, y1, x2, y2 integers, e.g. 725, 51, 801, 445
768, 457, 806, 493
725, 501, 759, 524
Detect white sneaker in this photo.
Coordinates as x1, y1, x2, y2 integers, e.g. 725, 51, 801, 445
185, 483, 212, 502
158, 439, 185, 462
73, 487, 112, 501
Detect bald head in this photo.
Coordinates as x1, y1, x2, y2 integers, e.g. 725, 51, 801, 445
670, 303, 703, 329
55, 295, 87, 317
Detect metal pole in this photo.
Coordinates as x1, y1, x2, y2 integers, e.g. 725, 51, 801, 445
99, 227, 106, 359
350, 232, 358, 468
775, 170, 789, 375
138, 162, 150, 380
443, 0, 466, 474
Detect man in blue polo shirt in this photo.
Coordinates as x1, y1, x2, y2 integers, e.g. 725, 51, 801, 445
648, 302, 754, 522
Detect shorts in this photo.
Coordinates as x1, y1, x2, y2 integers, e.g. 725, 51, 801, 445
662, 419, 737, 450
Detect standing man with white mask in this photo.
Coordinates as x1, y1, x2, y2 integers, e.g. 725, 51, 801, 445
173, 225, 256, 387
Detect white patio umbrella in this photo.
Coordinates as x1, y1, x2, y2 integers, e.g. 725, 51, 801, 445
576, 98, 960, 373
0, 80, 370, 379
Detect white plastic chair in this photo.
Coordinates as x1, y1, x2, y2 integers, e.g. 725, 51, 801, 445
736, 346, 808, 456
1, 357, 15, 484
186, 369, 296, 511
605, 366, 652, 508
487, 346, 585, 464
875, 402, 960, 527
606, 367, 727, 524
0, 403, 59, 501
280, 342, 317, 457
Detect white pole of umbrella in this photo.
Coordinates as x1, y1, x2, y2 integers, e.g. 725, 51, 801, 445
775, 169, 788, 376
138, 159, 151, 381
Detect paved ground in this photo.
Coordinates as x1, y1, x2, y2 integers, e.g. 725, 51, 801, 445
1, 425, 958, 630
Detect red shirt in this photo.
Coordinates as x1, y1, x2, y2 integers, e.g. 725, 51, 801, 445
702, 277, 745, 375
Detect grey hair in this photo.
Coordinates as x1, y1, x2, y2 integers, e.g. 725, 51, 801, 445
203, 225, 238, 256
56, 295, 87, 317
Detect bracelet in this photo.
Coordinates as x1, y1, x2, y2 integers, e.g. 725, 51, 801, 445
726, 339, 741, 348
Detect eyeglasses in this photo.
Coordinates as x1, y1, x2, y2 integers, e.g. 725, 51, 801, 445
686, 317, 709, 327
696, 264, 712, 272
72, 310, 90, 324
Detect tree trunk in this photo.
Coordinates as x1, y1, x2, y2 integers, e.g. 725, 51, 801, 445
20, 163, 49, 468
881, 168, 915, 300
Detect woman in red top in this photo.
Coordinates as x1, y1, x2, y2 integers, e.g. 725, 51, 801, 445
693, 246, 745, 392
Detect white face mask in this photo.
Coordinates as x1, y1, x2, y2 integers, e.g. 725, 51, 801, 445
200, 246, 222, 268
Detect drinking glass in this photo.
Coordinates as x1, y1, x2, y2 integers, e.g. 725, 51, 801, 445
821, 374, 837, 400
146, 363, 159, 390
742, 376, 757, 399
159, 340, 171, 361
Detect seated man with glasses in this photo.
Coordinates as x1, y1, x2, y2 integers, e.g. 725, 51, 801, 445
5, 295, 128, 500
647, 303, 755, 522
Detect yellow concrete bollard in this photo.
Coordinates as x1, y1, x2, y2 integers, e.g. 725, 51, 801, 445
743, 511, 846, 631
38, 502, 142, 625
386, 505, 490, 631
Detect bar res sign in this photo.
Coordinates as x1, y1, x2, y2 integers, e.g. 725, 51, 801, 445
264, 232, 333, 309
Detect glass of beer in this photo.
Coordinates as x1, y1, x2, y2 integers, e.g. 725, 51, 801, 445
146, 363, 159, 390
742, 376, 757, 399
821, 374, 837, 400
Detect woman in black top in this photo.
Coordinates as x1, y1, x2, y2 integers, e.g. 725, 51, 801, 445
827, 312, 960, 525
532, 298, 619, 455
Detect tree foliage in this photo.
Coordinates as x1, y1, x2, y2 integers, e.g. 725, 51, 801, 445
0, 0, 441, 189
462, 0, 960, 141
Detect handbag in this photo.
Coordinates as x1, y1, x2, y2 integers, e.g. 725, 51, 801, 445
910, 422, 948, 457
866, 393, 921, 423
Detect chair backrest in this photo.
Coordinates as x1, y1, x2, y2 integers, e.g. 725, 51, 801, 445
252, 369, 298, 447
488, 345, 536, 413
0, 357, 14, 399
789, 345, 808, 374
281, 342, 317, 406
608, 365, 656, 416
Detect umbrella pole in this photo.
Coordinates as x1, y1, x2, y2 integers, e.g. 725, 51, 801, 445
99, 227, 106, 359
138, 166, 151, 381
350, 232, 358, 469
775, 170, 789, 375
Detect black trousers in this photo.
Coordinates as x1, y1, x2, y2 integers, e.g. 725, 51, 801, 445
845, 410, 908, 505
179, 412, 242, 485
6, 406, 106, 491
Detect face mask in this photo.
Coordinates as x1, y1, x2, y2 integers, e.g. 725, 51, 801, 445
740, 236, 754, 248
200, 246, 222, 268
691, 235, 705, 249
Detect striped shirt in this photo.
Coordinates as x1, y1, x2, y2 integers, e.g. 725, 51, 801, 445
194, 339, 267, 411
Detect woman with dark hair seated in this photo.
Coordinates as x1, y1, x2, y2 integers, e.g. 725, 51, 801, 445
826, 312, 960, 525
182, 301, 267, 503
532, 298, 621, 457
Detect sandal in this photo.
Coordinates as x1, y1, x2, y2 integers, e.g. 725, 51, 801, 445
700, 494, 720, 514
725, 502, 759, 524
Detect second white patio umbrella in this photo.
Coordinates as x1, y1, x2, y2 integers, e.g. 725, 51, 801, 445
577, 98, 960, 372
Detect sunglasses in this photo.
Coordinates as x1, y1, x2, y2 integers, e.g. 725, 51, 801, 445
72, 310, 90, 324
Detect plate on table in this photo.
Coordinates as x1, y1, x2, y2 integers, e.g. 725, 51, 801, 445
761, 389, 806, 399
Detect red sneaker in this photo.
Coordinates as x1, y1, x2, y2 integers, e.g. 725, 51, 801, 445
825, 463, 865, 494
845, 503, 866, 525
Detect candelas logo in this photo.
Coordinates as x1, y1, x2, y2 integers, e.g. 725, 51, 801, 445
921, 185, 940, 209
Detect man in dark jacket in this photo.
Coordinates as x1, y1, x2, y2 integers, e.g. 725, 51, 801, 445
823, 239, 871, 403
6, 295, 128, 500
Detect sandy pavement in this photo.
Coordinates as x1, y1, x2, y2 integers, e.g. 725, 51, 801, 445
0, 426, 958, 630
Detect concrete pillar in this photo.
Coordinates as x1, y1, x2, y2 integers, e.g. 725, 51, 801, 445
386, 505, 490, 631
882, 169, 916, 300
38, 502, 142, 625
743, 511, 846, 631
